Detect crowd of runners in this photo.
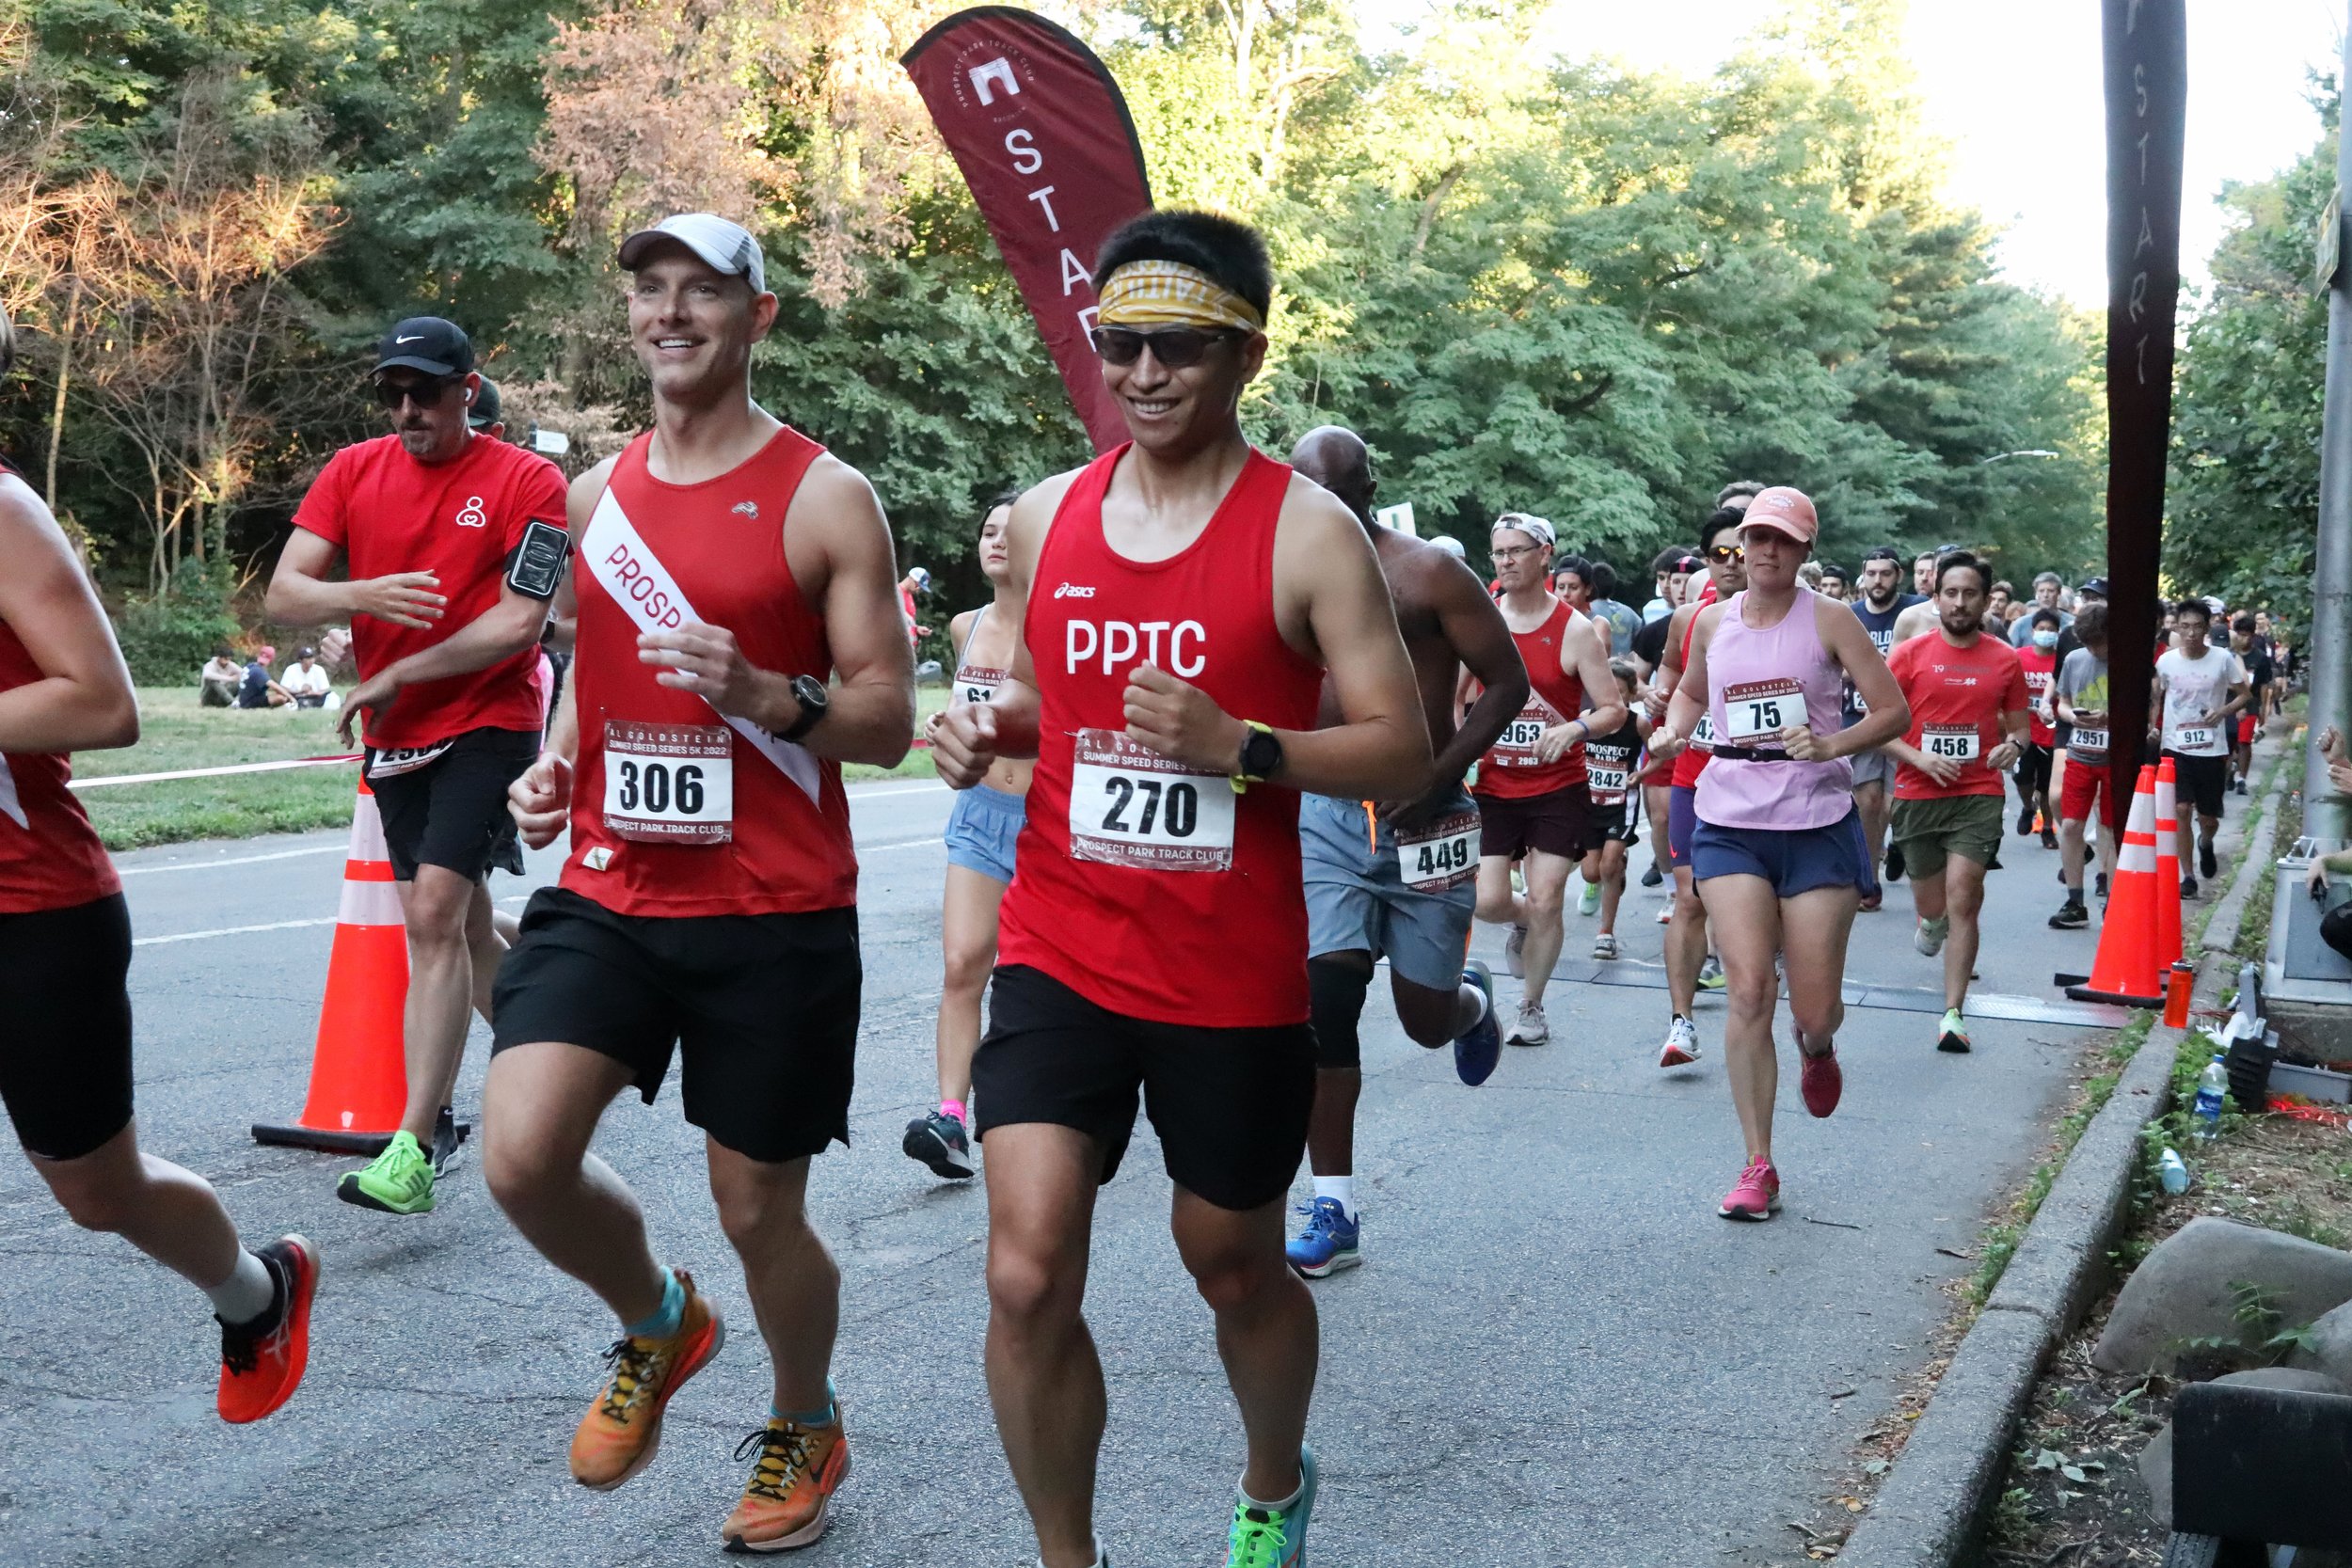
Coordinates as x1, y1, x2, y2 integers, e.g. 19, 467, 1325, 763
0, 210, 2302, 1567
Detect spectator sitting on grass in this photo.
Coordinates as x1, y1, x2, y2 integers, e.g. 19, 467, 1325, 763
199, 645, 242, 707
281, 646, 331, 708
233, 651, 292, 710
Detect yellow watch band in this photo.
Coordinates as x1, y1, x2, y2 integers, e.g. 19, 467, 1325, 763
1232, 720, 1275, 795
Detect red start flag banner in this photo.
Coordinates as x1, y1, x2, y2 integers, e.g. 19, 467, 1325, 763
903, 7, 1153, 453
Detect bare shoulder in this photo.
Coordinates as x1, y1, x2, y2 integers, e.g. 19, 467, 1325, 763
566, 454, 621, 524
0, 472, 73, 562
1277, 469, 1367, 544
949, 608, 977, 645
792, 451, 886, 527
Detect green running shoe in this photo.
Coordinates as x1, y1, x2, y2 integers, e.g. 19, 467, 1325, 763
1578, 879, 1602, 917
1226, 1447, 1316, 1568
1937, 1006, 1972, 1054
337, 1131, 435, 1214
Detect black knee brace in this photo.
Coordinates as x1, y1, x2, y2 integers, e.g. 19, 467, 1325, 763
1308, 956, 1373, 1070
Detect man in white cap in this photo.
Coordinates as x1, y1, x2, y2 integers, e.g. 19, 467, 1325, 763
485, 212, 914, 1552
898, 564, 932, 647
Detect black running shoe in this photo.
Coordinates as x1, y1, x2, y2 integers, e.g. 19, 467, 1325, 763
2096, 871, 2108, 898
2201, 843, 2218, 880
1641, 863, 1663, 888
1884, 843, 1906, 882
2048, 900, 2089, 929
902, 1110, 977, 1180
2180, 876, 2200, 899
2016, 805, 2034, 835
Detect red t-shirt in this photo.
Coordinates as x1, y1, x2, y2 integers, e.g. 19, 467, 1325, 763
2017, 644, 2057, 746
292, 433, 567, 749
1886, 632, 2031, 800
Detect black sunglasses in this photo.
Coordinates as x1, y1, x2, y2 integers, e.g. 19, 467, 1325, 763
373, 375, 462, 410
1705, 544, 1744, 562
1089, 326, 1240, 369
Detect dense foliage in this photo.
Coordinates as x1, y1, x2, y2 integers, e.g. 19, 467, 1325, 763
0, 0, 2106, 630
2165, 87, 2336, 614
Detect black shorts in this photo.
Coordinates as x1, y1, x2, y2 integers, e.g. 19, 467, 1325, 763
1588, 796, 1638, 848
2165, 751, 2230, 819
366, 727, 537, 882
974, 964, 1313, 1212
1, 895, 135, 1160
2013, 743, 2054, 797
1476, 784, 1592, 861
490, 886, 860, 1164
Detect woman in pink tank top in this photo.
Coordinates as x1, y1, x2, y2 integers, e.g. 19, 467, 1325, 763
1647, 488, 1911, 1224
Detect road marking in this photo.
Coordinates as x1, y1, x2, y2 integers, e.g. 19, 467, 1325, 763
72, 754, 361, 789
850, 781, 948, 800
863, 836, 944, 853
118, 844, 347, 877
135, 917, 337, 947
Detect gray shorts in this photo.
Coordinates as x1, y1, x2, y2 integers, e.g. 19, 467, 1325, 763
1301, 792, 1478, 991
1849, 743, 1896, 792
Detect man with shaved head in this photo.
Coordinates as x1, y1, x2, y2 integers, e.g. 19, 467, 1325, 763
1281, 424, 1530, 1277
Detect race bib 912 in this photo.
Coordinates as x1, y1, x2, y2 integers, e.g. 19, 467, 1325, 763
2168, 725, 2217, 753
1068, 728, 1235, 872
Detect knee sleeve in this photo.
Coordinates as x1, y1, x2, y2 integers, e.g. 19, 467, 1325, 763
1308, 957, 1372, 1070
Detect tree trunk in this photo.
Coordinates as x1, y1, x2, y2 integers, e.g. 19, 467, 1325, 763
44, 275, 81, 509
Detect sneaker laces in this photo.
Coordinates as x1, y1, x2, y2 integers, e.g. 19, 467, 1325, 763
1228, 1504, 1288, 1568
596, 1337, 664, 1423
734, 1424, 818, 1500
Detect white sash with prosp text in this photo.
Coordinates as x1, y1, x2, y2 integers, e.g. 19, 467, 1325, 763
582, 487, 822, 804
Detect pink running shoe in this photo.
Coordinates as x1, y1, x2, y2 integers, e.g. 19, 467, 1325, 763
1798, 1036, 1843, 1118
1718, 1159, 1781, 1221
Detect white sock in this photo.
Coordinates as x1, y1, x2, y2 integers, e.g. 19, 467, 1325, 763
1451, 981, 1488, 1036
203, 1248, 278, 1324
1037, 1544, 1106, 1568
1312, 1175, 1355, 1221
1240, 1468, 1307, 1512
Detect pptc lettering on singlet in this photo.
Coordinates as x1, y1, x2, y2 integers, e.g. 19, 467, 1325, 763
581, 487, 821, 803
1064, 619, 1207, 677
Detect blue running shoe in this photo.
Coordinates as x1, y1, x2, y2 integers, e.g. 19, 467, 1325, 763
1454, 960, 1502, 1086
1226, 1446, 1318, 1567
1285, 1199, 1359, 1278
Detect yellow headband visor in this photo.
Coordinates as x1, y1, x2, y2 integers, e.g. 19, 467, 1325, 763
1095, 261, 1266, 333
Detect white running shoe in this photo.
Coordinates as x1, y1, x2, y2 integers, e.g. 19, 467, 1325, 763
1915, 916, 1950, 958
1503, 924, 1527, 977
1659, 1015, 1700, 1068
1579, 880, 1602, 917
1505, 1001, 1549, 1047
1593, 931, 1619, 960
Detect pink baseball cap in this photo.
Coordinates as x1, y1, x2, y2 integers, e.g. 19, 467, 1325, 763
1741, 486, 1819, 545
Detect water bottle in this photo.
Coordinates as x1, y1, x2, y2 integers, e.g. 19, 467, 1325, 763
2157, 1148, 2191, 1195
2191, 1053, 2228, 1142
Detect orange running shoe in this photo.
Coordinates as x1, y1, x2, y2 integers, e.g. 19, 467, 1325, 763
568, 1270, 725, 1491
216, 1234, 319, 1424
721, 1414, 850, 1553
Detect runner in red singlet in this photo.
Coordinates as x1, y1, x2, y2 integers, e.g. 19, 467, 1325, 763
0, 312, 317, 1424
906, 487, 1030, 1181
929, 211, 1430, 1568
1645, 505, 1750, 1068
485, 214, 914, 1551
1469, 513, 1624, 1047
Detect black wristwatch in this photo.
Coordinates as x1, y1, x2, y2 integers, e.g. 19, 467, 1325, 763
1233, 721, 1284, 792
779, 673, 829, 742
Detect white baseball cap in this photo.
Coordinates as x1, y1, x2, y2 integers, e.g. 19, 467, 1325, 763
617, 214, 767, 294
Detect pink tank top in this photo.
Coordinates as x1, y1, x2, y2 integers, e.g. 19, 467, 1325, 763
1693, 586, 1853, 832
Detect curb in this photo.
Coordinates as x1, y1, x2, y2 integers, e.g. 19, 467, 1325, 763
1836, 738, 2289, 1568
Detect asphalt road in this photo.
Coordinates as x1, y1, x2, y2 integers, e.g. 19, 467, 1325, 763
0, 775, 2141, 1567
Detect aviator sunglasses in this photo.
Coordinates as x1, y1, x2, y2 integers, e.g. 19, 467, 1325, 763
1089, 325, 1242, 369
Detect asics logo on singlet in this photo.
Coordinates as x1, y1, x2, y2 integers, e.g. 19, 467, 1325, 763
1053, 583, 1096, 598
731, 500, 759, 519
1066, 619, 1208, 677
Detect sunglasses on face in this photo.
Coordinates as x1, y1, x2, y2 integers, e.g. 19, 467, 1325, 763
373, 376, 461, 410
1089, 326, 1239, 369
1706, 544, 1744, 562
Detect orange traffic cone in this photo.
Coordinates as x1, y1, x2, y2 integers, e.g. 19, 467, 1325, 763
2153, 758, 2185, 967
2066, 766, 2165, 1007
251, 773, 410, 1154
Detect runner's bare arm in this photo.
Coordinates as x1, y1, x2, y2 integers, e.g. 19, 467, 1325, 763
1891, 601, 1937, 643
264, 527, 447, 631
510, 673, 579, 850
1427, 552, 1527, 787
926, 608, 980, 738
637, 453, 914, 767
1651, 604, 1719, 764
932, 471, 1073, 786
1986, 705, 2033, 773
1551, 613, 1627, 757
0, 477, 138, 753
1800, 597, 1908, 759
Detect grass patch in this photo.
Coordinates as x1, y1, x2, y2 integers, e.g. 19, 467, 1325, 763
1966, 1013, 2154, 1304
78, 685, 952, 850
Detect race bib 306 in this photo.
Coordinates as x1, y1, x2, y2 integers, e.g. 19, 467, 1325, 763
603, 721, 734, 844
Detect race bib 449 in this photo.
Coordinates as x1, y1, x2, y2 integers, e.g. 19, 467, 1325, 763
1068, 728, 1235, 873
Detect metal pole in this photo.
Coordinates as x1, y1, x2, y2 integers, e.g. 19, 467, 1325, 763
2306, 8, 2352, 847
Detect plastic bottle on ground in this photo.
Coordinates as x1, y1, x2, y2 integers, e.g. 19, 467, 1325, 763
2190, 1053, 2228, 1143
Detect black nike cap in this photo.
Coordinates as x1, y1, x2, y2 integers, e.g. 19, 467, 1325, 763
373, 317, 474, 378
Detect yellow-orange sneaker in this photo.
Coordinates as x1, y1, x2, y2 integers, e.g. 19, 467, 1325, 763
567, 1270, 725, 1491
721, 1414, 850, 1552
